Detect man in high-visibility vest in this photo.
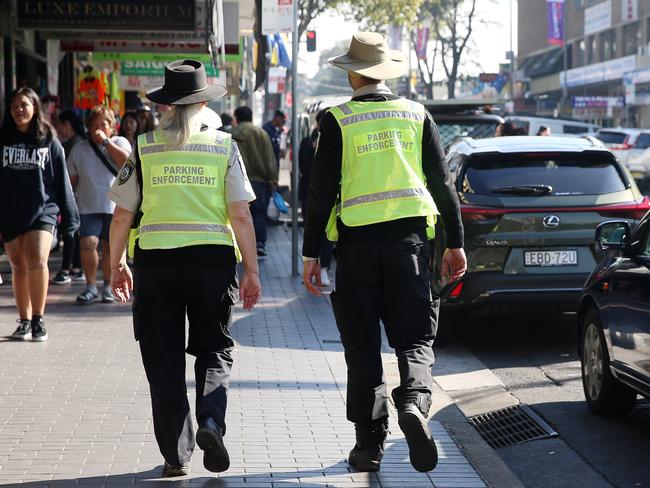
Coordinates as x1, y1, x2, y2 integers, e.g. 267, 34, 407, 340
302, 32, 467, 473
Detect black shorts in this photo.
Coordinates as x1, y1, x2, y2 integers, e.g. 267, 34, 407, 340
2, 221, 56, 243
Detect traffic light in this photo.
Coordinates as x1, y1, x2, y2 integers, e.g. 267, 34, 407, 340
306, 30, 317, 52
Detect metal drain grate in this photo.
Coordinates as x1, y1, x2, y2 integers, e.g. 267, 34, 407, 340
321, 339, 342, 344
467, 404, 558, 449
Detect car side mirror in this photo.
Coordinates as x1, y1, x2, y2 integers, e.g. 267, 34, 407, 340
595, 220, 631, 253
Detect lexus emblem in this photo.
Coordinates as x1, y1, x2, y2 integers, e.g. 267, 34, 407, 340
543, 215, 560, 228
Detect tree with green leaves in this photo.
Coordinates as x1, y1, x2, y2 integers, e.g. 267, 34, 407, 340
344, 0, 423, 31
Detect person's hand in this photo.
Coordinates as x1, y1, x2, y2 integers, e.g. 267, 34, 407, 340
240, 271, 261, 310
441, 248, 467, 283
303, 260, 322, 296
92, 128, 108, 146
111, 263, 133, 303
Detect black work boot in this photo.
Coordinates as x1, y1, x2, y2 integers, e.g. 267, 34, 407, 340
395, 395, 438, 472
196, 417, 230, 473
348, 419, 389, 472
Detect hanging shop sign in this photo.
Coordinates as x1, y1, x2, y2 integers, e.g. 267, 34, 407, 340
561, 55, 635, 88
572, 96, 624, 108
268, 66, 287, 94
17, 0, 196, 32
262, 0, 294, 34
93, 53, 220, 75
584, 0, 612, 36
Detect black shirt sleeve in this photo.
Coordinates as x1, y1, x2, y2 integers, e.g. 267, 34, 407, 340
421, 111, 464, 248
51, 138, 80, 237
302, 112, 342, 258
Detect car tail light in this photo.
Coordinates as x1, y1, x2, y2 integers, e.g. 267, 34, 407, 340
610, 143, 633, 150
460, 205, 507, 221
449, 281, 464, 299
595, 196, 650, 220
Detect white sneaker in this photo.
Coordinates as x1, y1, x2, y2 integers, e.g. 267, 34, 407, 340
320, 268, 332, 287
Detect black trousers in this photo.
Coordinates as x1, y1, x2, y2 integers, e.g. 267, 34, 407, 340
331, 231, 438, 423
133, 262, 237, 466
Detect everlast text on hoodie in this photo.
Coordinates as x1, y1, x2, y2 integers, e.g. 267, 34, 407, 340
0, 129, 79, 241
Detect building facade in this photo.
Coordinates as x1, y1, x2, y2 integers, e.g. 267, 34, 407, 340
517, 0, 650, 127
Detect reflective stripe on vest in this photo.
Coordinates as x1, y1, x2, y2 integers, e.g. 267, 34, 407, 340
140, 223, 231, 235
136, 129, 240, 259
326, 99, 438, 241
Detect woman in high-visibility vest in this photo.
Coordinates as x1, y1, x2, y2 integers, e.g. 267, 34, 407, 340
108, 60, 261, 477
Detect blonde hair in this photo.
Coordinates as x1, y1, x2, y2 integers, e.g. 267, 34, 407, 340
158, 103, 205, 149
86, 105, 116, 132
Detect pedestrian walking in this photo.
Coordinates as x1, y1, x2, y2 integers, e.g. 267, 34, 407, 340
219, 112, 234, 133
0, 87, 79, 341
262, 110, 286, 168
299, 109, 333, 286
232, 106, 278, 257
118, 111, 140, 148
108, 59, 261, 477
67, 105, 131, 304
302, 32, 467, 473
51, 110, 86, 285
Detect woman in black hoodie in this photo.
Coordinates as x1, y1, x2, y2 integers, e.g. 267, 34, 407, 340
0, 87, 79, 341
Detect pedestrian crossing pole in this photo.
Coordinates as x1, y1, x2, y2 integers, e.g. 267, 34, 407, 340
290, 0, 300, 276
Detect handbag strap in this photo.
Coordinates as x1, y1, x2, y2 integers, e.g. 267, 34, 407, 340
88, 139, 118, 177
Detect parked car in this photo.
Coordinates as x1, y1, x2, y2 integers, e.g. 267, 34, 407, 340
594, 128, 650, 179
435, 135, 650, 341
577, 215, 650, 415
424, 99, 504, 149
506, 115, 599, 136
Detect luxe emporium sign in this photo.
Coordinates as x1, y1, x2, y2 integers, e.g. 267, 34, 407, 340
17, 0, 196, 31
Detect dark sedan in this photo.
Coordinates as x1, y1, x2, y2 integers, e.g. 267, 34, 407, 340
577, 215, 650, 415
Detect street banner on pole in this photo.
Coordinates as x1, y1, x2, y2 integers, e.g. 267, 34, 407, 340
546, 0, 565, 46
262, 0, 294, 34
415, 27, 429, 60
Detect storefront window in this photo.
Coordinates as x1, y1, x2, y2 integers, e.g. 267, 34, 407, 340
624, 22, 641, 56
587, 36, 598, 64
575, 39, 586, 67
600, 30, 616, 61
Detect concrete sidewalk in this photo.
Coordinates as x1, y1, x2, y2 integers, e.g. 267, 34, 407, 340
0, 226, 521, 487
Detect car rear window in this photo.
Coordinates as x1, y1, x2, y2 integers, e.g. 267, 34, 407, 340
462, 152, 627, 196
634, 133, 650, 149
596, 131, 627, 144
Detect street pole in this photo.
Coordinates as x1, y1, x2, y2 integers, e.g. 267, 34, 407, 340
290, 0, 299, 276
561, 1, 568, 117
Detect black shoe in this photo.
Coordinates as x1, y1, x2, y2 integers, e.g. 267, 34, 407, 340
398, 403, 438, 472
31, 316, 48, 342
162, 461, 188, 477
10, 319, 31, 341
196, 417, 230, 473
51, 270, 71, 285
256, 245, 267, 257
348, 419, 388, 472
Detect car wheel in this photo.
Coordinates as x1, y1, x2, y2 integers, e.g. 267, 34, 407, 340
580, 309, 637, 416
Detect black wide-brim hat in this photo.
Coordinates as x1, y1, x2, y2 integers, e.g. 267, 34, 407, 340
146, 59, 227, 105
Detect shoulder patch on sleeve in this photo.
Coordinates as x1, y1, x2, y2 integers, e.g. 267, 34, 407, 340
118, 160, 135, 185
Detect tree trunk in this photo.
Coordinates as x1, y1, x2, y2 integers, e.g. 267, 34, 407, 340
427, 82, 434, 99
447, 78, 455, 99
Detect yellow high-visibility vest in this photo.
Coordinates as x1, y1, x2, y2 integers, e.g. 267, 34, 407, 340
129, 128, 240, 259
325, 98, 439, 241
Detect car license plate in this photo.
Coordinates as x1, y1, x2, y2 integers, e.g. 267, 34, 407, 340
524, 250, 578, 267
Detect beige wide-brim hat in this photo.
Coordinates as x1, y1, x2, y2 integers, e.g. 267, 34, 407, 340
328, 32, 408, 80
